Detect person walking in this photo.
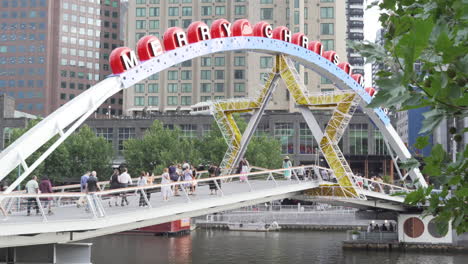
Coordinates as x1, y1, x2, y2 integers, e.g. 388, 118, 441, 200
297, 164, 305, 181
208, 165, 218, 195
169, 163, 180, 196
25, 175, 39, 216
137, 172, 149, 207
118, 168, 132, 206
161, 168, 172, 201
109, 168, 120, 207
191, 165, 197, 194
282, 156, 292, 180
85, 171, 101, 213
183, 167, 195, 195
80, 171, 90, 192
39, 176, 53, 215
239, 158, 250, 182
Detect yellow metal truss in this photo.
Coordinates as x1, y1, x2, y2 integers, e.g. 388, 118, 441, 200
210, 55, 361, 198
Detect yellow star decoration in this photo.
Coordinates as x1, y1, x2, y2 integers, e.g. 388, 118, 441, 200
210, 55, 361, 198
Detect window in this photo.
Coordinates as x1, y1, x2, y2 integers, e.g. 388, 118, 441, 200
135, 84, 145, 93
215, 6, 225, 15
215, 83, 224, 92
201, 83, 211, 93
322, 39, 334, 50
235, 6, 246, 15
201, 57, 211, 66
260, 8, 273, 20
134, 96, 145, 106
148, 84, 159, 93
294, 11, 300, 24
201, 70, 211, 80
181, 96, 192, 105
260, 56, 273, 68
149, 7, 159, 16
349, 124, 368, 155
181, 70, 192, 80
214, 57, 225, 66
321, 23, 334, 35
215, 70, 224, 80
149, 20, 160, 29
201, 6, 212, 16
136, 8, 146, 17
182, 7, 192, 16
180, 124, 197, 138
168, 19, 179, 27
136, 0, 146, 4
374, 128, 388, 155
261, 0, 273, 3
167, 83, 178, 93
167, 96, 178, 105
96, 128, 113, 144
320, 7, 334, 18
234, 56, 245, 66
168, 71, 178, 80
275, 123, 294, 154
234, 83, 245, 92
299, 123, 314, 154
181, 83, 192, 92
234, 70, 245, 79
169, 7, 179, 16
136, 20, 146, 29
254, 123, 270, 137
148, 96, 159, 106
202, 124, 211, 136
118, 128, 135, 152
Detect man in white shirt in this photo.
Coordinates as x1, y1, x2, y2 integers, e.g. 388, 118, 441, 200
25, 175, 39, 216
118, 168, 132, 206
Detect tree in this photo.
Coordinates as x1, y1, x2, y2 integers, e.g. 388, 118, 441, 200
198, 114, 283, 169
351, 0, 467, 234
66, 125, 114, 181
123, 120, 202, 175
6, 123, 113, 185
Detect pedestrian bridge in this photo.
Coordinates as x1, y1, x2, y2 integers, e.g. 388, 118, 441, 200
0, 165, 412, 247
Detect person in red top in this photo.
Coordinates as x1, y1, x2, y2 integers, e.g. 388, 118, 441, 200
39, 176, 54, 215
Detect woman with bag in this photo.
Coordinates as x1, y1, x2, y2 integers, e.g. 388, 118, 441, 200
39, 176, 53, 215
109, 168, 120, 207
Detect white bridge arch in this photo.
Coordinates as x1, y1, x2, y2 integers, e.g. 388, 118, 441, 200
0, 36, 427, 194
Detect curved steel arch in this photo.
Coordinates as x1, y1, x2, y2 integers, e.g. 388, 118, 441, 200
0, 37, 427, 194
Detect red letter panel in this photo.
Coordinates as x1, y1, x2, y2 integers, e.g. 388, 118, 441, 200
232, 19, 253, 36
272, 26, 291, 42
163, 27, 188, 51
308, 41, 323, 56
253, 21, 273, 38
110, 47, 138, 74
211, 19, 231, 38
292, 33, 308, 49
137, 35, 164, 61
187, 21, 211, 43
338, 62, 352, 75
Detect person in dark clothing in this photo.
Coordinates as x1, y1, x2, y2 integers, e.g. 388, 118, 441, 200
208, 165, 219, 195
109, 168, 120, 207
85, 171, 101, 213
39, 176, 53, 215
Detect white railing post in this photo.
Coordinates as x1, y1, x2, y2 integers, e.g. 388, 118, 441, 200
36, 196, 47, 222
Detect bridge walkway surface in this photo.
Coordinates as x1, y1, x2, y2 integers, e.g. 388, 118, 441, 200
0, 165, 411, 247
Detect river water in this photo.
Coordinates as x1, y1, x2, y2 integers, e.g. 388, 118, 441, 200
88, 230, 465, 264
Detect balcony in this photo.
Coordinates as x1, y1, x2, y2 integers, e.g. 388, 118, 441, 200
348, 20, 364, 29
348, 9, 364, 17
349, 57, 364, 66
348, 32, 364, 40
348, 0, 364, 4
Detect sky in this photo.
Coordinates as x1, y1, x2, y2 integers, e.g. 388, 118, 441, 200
363, 1, 383, 87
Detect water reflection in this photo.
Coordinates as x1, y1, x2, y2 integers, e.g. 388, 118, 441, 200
87, 230, 464, 264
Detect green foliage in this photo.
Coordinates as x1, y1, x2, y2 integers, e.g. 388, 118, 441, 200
7, 122, 113, 185
353, 0, 468, 234
123, 120, 202, 175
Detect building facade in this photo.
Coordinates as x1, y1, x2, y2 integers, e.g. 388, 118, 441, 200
346, 0, 364, 76
0, 0, 123, 117
123, 0, 348, 115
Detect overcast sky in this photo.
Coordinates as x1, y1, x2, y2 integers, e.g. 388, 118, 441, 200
363, 1, 382, 87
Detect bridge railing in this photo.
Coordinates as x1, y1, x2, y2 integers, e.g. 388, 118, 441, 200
351, 175, 411, 196
0, 165, 319, 223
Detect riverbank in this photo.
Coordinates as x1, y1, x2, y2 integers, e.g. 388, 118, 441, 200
196, 221, 366, 231
343, 240, 468, 253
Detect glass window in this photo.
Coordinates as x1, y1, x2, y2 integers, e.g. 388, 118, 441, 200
200, 96, 211, 102
322, 39, 334, 50
321, 23, 334, 35
261, 0, 273, 3
201, 83, 211, 93
181, 96, 192, 105
148, 84, 159, 93
168, 7, 179, 16
180, 124, 197, 137
181, 83, 192, 92
181, 70, 192, 80
201, 6, 212, 16
373, 128, 388, 155
134, 96, 145, 106
349, 124, 368, 155
149, 20, 160, 29
215, 83, 224, 92
149, 7, 159, 16
260, 56, 273, 68
320, 7, 334, 19
214, 57, 225, 66
299, 123, 315, 154
235, 6, 246, 15
136, 20, 146, 29
234, 83, 245, 92
234, 70, 245, 79
321, 77, 333, 84
118, 128, 135, 152
215, 6, 225, 15
168, 70, 178, 80
215, 70, 224, 80
167, 96, 178, 105
234, 56, 245, 66
201, 57, 211, 66
167, 83, 178, 93
148, 96, 159, 106
182, 7, 192, 16
260, 8, 273, 20
274, 123, 294, 154
201, 70, 211, 80
136, 8, 146, 17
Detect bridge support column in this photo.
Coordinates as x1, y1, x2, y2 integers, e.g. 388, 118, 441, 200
0, 243, 92, 264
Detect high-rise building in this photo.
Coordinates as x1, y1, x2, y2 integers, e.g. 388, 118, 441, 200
124, 0, 348, 115
0, 0, 123, 117
346, 0, 364, 76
